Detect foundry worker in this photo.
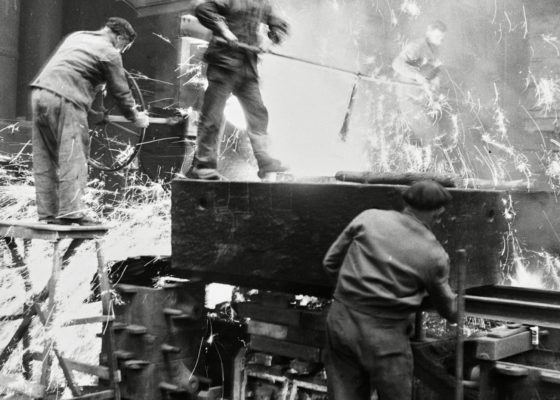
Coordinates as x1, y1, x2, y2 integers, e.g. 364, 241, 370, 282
189, 0, 289, 180
323, 180, 457, 400
392, 21, 450, 146
31, 17, 149, 226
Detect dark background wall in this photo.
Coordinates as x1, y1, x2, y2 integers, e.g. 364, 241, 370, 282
15, 0, 194, 119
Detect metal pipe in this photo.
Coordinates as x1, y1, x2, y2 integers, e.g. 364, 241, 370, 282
464, 295, 560, 311
455, 249, 467, 400
107, 115, 175, 125
213, 38, 420, 87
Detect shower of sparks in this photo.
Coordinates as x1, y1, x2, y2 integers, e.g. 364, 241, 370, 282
545, 152, 560, 190
541, 34, 560, 56
400, 0, 421, 18
503, 11, 513, 32
389, 8, 398, 26
128, 71, 175, 86
533, 77, 560, 113
522, 5, 528, 39
152, 32, 174, 47
0, 123, 20, 134
425, 93, 452, 122
175, 55, 196, 73
498, 195, 560, 290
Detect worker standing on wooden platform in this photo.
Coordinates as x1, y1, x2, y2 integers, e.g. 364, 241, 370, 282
322, 180, 458, 400
188, 0, 290, 180
30, 17, 149, 226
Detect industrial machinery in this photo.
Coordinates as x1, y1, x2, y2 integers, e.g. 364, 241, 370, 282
165, 179, 560, 400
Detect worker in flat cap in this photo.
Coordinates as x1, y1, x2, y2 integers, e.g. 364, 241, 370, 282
189, 0, 290, 180
323, 180, 458, 400
30, 17, 149, 226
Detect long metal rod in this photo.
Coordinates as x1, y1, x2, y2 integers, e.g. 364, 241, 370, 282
213, 38, 420, 87
455, 249, 466, 400
107, 115, 170, 124
465, 295, 560, 311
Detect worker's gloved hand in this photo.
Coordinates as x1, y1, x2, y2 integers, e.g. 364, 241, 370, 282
134, 111, 150, 128
258, 39, 272, 53
221, 28, 239, 48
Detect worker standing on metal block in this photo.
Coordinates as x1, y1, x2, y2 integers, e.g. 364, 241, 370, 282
189, 0, 290, 180
392, 21, 452, 147
30, 17, 149, 226
323, 180, 458, 400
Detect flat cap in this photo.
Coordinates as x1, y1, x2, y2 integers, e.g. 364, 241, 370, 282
105, 17, 137, 42
403, 180, 452, 210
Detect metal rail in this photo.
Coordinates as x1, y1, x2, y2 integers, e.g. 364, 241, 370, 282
465, 285, 560, 328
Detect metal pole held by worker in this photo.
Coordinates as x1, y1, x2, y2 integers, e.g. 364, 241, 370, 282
455, 249, 467, 400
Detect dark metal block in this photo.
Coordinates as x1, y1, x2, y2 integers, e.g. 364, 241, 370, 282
249, 335, 322, 362
479, 361, 560, 400
473, 329, 532, 361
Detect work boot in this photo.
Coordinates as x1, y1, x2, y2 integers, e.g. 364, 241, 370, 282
186, 166, 223, 180
53, 216, 102, 226
257, 158, 289, 179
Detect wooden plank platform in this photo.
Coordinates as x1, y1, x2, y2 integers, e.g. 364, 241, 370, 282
0, 220, 110, 240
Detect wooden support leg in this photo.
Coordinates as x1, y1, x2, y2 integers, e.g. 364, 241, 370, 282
40, 239, 61, 392
20, 238, 33, 379
0, 306, 36, 368
96, 240, 121, 400
22, 303, 32, 380
0, 270, 53, 369
3, 236, 24, 267
34, 303, 81, 397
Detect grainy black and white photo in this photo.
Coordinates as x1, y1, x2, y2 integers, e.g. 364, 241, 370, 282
1, 0, 560, 399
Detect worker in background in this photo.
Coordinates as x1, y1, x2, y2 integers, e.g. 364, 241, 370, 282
31, 17, 149, 226
392, 21, 451, 147
323, 180, 458, 400
189, 0, 290, 180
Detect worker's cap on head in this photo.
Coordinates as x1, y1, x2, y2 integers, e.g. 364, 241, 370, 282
105, 17, 137, 42
428, 20, 447, 33
403, 180, 452, 211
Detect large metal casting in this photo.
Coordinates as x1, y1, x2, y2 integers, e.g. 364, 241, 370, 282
171, 180, 560, 295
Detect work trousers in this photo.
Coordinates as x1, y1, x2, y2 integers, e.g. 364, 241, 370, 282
396, 85, 454, 148
194, 64, 272, 170
31, 89, 89, 220
324, 300, 413, 400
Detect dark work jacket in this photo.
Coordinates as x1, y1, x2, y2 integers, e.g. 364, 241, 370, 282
195, 0, 288, 75
31, 30, 137, 121
323, 209, 457, 322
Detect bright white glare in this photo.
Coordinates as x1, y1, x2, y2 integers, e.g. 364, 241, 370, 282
224, 96, 247, 130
